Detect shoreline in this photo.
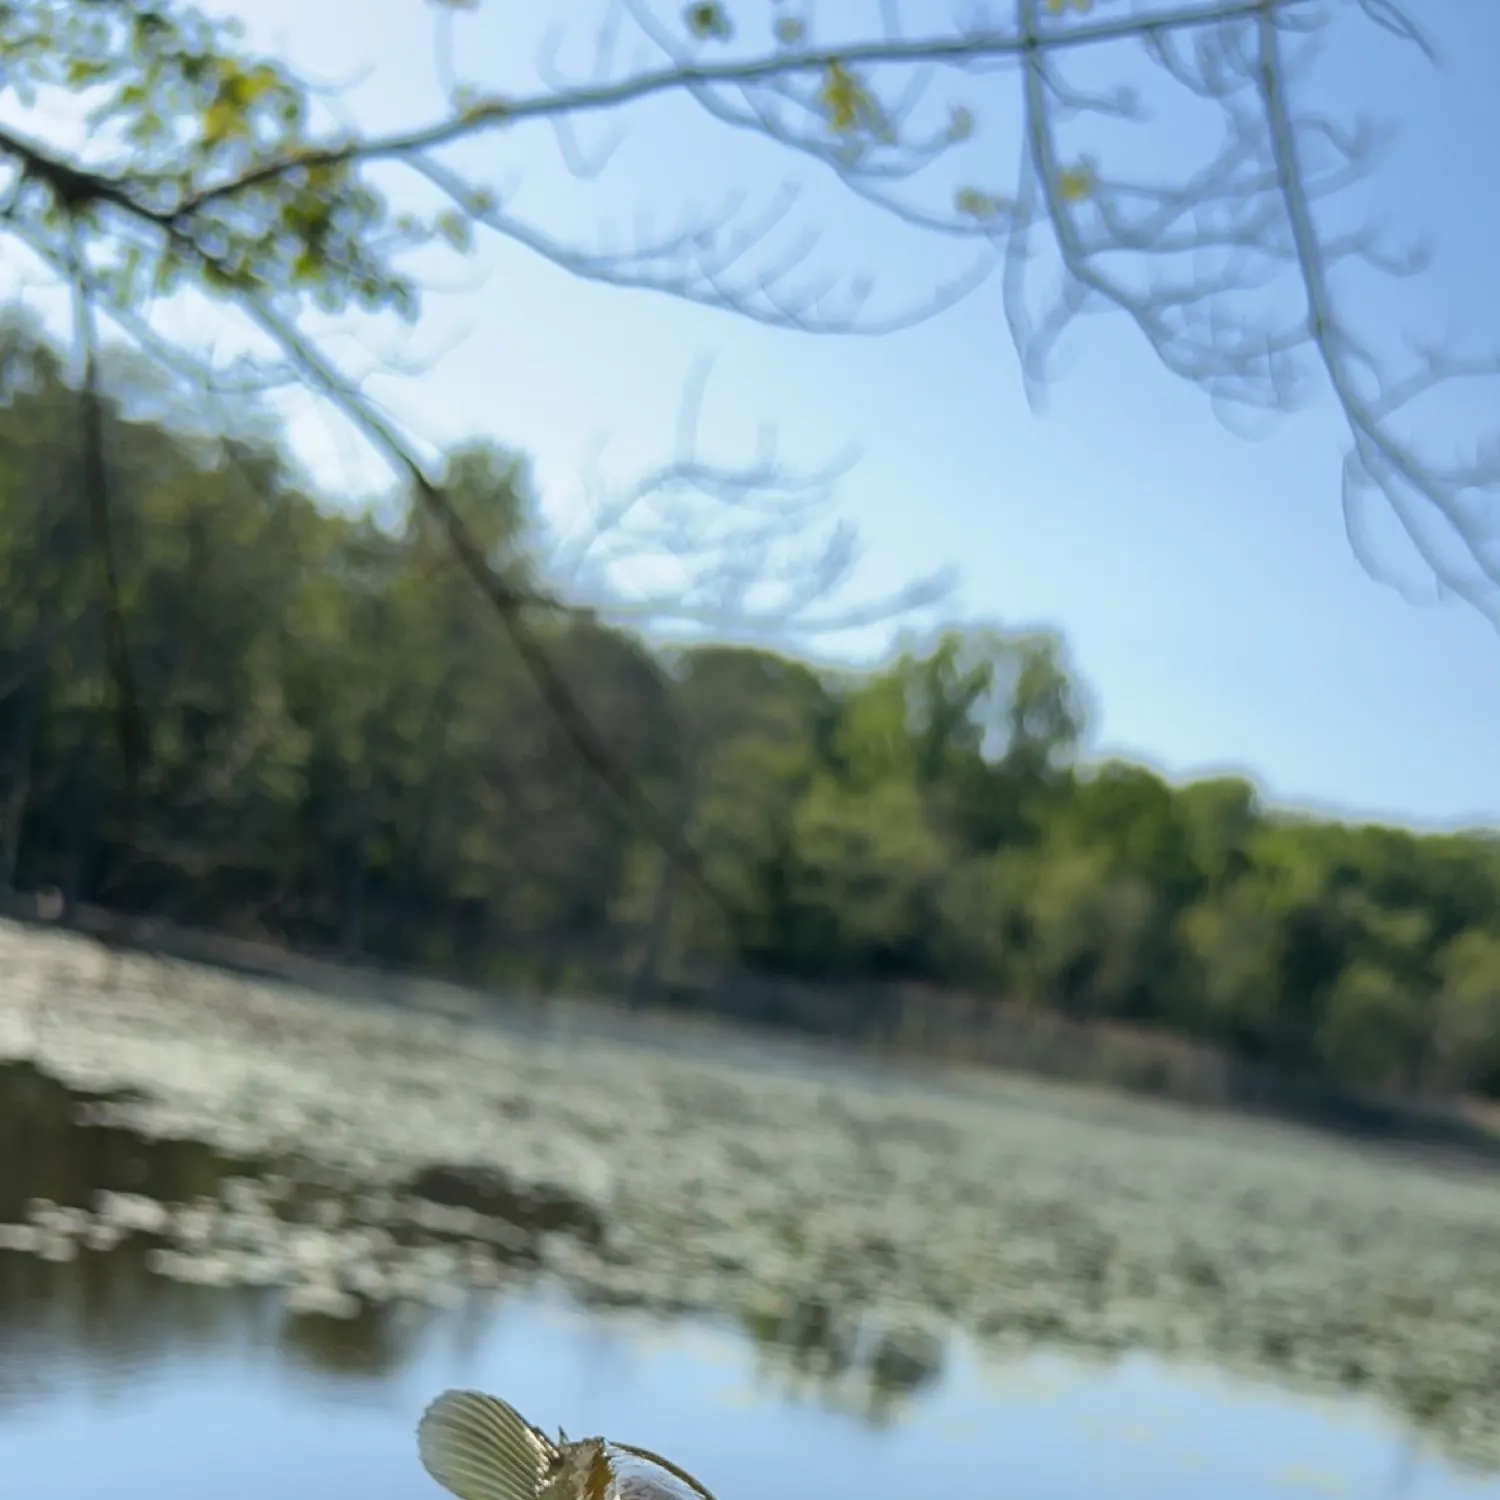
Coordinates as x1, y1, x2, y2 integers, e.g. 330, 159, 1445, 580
2, 915, 1500, 1468
6, 893, 1499, 1176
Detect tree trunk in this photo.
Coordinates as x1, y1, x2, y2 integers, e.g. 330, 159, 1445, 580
0, 670, 40, 890
340, 802, 373, 961
626, 746, 699, 1010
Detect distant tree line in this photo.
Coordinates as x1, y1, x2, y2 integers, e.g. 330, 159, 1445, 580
2, 325, 1499, 1102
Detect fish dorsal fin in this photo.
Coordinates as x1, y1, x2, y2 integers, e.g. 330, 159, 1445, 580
613, 1443, 720, 1500
418, 1390, 559, 1500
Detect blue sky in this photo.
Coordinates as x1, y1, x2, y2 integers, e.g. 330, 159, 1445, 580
11, 0, 1499, 831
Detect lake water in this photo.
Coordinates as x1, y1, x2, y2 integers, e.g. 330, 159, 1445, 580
3, 1059, 1498, 1500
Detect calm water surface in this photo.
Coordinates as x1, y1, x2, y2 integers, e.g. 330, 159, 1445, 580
2, 1060, 1497, 1500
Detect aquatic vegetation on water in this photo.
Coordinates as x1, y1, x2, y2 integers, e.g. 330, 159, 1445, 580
1, 918, 1499, 1468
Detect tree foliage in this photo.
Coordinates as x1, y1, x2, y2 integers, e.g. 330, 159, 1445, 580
2, 0, 1490, 591
3, 342, 1498, 1103
0, 0, 1494, 876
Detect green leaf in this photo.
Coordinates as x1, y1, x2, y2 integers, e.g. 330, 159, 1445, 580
955, 186, 1004, 221
436, 209, 473, 252
818, 62, 870, 136
684, 2, 733, 41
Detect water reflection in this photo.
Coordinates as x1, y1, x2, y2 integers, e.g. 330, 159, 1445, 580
0, 1058, 950, 1425
737, 1294, 946, 1425
0, 1059, 942, 1419
7, 1289, 1499, 1500
0, 1061, 439, 1394
0, 1061, 252, 1400
0, 1061, 255, 1213
1, 1060, 1498, 1500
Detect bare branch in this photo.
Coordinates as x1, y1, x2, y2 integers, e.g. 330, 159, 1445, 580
0, 0, 1493, 911
68, 238, 147, 794
219, 276, 734, 909
155, 1, 1302, 214
543, 356, 953, 640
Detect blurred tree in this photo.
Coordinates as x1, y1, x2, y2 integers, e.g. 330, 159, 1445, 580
1318, 959, 1429, 1093
1018, 848, 1165, 1019
1431, 930, 1500, 1094
779, 774, 946, 977
2, 324, 1500, 1107
1176, 877, 1287, 1053
0, 0, 1489, 885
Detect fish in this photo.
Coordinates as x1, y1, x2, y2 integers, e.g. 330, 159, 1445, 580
417, 1388, 720, 1500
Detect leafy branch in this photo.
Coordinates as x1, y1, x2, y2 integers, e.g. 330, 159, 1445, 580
0, 0, 1492, 894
